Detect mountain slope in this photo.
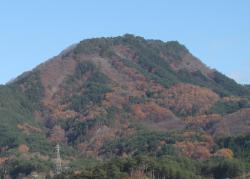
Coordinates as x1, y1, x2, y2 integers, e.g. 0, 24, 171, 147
1, 34, 250, 178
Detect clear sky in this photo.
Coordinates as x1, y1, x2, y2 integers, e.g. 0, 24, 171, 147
0, 0, 249, 84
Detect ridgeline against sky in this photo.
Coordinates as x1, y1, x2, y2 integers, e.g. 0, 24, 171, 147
0, 0, 250, 84
1, 34, 250, 178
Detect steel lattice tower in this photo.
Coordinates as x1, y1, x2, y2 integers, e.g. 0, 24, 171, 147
55, 144, 62, 175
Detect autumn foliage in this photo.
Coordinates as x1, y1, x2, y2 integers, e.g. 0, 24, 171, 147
214, 148, 234, 159
166, 83, 219, 116
18, 144, 29, 153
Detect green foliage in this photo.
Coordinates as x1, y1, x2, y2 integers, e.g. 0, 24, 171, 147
128, 96, 146, 104
2, 158, 52, 179
12, 71, 44, 109
66, 119, 97, 145
70, 156, 247, 179
0, 85, 36, 123
66, 106, 118, 145
155, 156, 202, 179
218, 134, 250, 162
0, 73, 53, 159
25, 133, 54, 156
115, 34, 188, 60
148, 39, 189, 61
0, 83, 43, 149
209, 99, 250, 115
75, 62, 96, 79
69, 62, 112, 113
65, 155, 204, 179
145, 90, 155, 98
68, 156, 100, 171
74, 38, 115, 57
0, 87, 26, 148
74, 35, 250, 99
178, 70, 250, 97
125, 38, 180, 88
178, 70, 232, 97
102, 129, 176, 157
115, 35, 250, 97
213, 71, 250, 97
106, 34, 181, 89
202, 158, 247, 179
0, 124, 23, 148
1, 34, 250, 178
76, 34, 250, 99
164, 41, 189, 59
178, 70, 211, 86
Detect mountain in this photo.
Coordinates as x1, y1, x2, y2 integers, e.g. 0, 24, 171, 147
1, 34, 250, 178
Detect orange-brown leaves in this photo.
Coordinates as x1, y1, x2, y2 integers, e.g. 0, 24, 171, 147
78, 126, 116, 155
42, 101, 78, 120
17, 123, 42, 134
114, 45, 137, 61
169, 52, 213, 77
132, 102, 175, 121
176, 131, 214, 160
133, 104, 147, 119
18, 144, 29, 153
213, 108, 250, 137
184, 114, 222, 125
214, 148, 234, 159
49, 125, 66, 143
39, 54, 77, 101
166, 83, 219, 116
0, 157, 8, 165
176, 141, 211, 160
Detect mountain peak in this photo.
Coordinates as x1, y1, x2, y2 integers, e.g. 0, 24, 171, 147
1, 35, 250, 177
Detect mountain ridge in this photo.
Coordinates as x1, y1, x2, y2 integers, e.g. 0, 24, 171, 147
1, 34, 250, 178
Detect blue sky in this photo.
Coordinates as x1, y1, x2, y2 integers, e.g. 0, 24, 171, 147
0, 0, 249, 84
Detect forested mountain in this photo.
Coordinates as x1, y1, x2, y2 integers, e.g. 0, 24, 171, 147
1, 34, 250, 178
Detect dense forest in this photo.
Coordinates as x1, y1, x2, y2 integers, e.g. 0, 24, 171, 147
1, 35, 250, 178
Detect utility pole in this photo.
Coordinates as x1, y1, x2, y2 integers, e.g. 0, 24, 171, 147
55, 144, 62, 175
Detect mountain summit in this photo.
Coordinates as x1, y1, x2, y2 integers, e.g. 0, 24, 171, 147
1, 34, 250, 178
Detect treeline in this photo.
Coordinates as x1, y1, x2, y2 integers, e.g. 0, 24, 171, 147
57, 155, 249, 179
218, 134, 250, 162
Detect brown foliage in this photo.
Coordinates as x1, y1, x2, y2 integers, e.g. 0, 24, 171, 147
166, 83, 219, 116
169, 52, 213, 77
175, 131, 215, 160
176, 141, 211, 160
39, 53, 77, 101
17, 123, 42, 134
0, 157, 8, 165
184, 114, 222, 126
133, 104, 147, 119
78, 125, 116, 155
49, 125, 66, 143
212, 108, 250, 137
18, 144, 29, 153
214, 148, 234, 159
114, 45, 137, 61
14, 38, 247, 161
132, 102, 176, 121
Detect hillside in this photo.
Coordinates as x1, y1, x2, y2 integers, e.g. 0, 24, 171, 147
1, 34, 250, 178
